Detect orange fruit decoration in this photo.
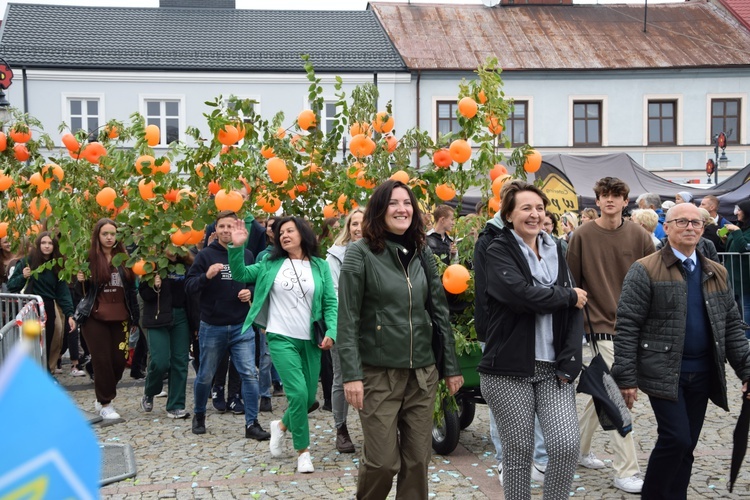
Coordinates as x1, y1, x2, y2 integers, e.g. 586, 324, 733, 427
0, 173, 13, 191
0, 222, 8, 238
372, 112, 394, 134
385, 135, 398, 153
135, 155, 156, 175
458, 97, 478, 119
487, 114, 504, 135
144, 124, 160, 146
208, 180, 221, 195
349, 122, 372, 137
492, 175, 511, 198
433, 149, 452, 168
489, 164, 508, 181
170, 227, 191, 246
435, 183, 456, 202
0, 132, 6, 152
449, 139, 472, 163
138, 179, 156, 200
29, 173, 51, 194
297, 109, 317, 131
13, 144, 30, 162
186, 224, 205, 246
164, 189, 181, 203
235, 122, 246, 141
295, 183, 308, 194
82, 142, 107, 164
302, 163, 322, 177
337, 194, 358, 214
132, 260, 148, 276
442, 264, 471, 294
195, 162, 214, 178
323, 204, 337, 219
348, 162, 364, 179
390, 170, 409, 184
261, 145, 275, 159
266, 157, 289, 184
154, 158, 171, 174
477, 89, 488, 105
29, 197, 51, 220
217, 124, 240, 146
62, 133, 80, 152
488, 196, 501, 215
523, 149, 542, 173
356, 171, 376, 189
275, 127, 286, 139
7, 197, 22, 214
350, 134, 376, 158
262, 196, 281, 214
42, 163, 64, 182
106, 125, 119, 139
9, 125, 31, 144
96, 187, 117, 207
214, 189, 243, 212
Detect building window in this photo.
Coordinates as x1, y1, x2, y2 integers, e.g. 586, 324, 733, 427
573, 101, 601, 146
436, 101, 460, 138
505, 100, 527, 147
68, 98, 101, 137
648, 100, 676, 145
711, 98, 740, 145
321, 101, 338, 135
144, 99, 181, 145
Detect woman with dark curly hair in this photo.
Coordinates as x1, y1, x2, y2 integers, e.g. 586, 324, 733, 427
337, 180, 463, 499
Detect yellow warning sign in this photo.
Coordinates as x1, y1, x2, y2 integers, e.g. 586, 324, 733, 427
540, 173, 578, 214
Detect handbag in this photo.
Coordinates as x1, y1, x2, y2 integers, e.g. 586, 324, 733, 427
417, 251, 446, 378
288, 258, 327, 346
576, 306, 633, 437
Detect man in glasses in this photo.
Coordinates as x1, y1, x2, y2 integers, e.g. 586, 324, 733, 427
612, 202, 750, 498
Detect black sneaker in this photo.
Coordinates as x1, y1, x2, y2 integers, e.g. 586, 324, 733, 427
140, 394, 153, 412
245, 420, 271, 441
259, 397, 272, 412
272, 382, 285, 397
322, 399, 332, 412
228, 395, 245, 415
308, 400, 320, 413
212, 386, 226, 413
192, 413, 206, 435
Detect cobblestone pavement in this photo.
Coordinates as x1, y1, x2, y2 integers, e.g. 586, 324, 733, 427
59, 359, 750, 499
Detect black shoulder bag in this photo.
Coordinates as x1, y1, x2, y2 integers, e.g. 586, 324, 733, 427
576, 306, 632, 437
417, 251, 446, 379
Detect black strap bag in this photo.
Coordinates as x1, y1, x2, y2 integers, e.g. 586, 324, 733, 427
417, 251, 446, 378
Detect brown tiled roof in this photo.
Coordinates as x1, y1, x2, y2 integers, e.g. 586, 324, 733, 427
720, 0, 750, 31
369, 2, 750, 71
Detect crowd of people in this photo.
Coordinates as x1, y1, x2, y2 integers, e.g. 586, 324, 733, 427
8, 176, 750, 499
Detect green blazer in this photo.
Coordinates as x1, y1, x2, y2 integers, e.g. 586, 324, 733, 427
227, 245, 338, 342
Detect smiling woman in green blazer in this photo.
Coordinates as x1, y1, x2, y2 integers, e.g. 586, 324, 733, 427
227, 215, 337, 475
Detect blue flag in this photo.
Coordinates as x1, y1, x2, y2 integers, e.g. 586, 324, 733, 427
0, 345, 100, 499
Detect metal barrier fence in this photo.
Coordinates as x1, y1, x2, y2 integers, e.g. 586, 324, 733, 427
0, 293, 47, 368
717, 252, 750, 324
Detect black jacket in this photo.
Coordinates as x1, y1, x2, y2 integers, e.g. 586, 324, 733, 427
139, 270, 189, 329
478, 227, 583, 381
473, 222, 503, 342
426, 232, 452, 266
73, 266, 140, 325
184, 241, 253, 326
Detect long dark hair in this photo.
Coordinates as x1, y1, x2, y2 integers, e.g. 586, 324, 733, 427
268, 216, 320, 260
28, 231, 62, 274
88, 218, 134, 285
362, 180, 425, 254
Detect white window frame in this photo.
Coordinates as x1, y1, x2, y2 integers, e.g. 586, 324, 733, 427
503, 96, 534, 147
431, 95, 457, 142
568, 95, 608, 147
61, 93, 105, 139
225, 94, 261, 119
643, 94, 683, 146
706, 93, 746, 145
139, 94, 186, 146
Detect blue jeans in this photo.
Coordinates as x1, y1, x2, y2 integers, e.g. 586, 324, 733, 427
194, 321, 259, 426
258, 330, 272, 398
642, 371, 711, 499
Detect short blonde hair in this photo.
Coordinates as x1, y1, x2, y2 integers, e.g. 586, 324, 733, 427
698, 207, 716, 226
631, 209, 658, 233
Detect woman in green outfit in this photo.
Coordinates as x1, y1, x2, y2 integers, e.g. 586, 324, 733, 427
724, 199, 750, 337
227, 215, 337, 474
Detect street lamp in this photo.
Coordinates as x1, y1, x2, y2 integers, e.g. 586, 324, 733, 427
711, 132, 728, 185
0, 57, 13, 128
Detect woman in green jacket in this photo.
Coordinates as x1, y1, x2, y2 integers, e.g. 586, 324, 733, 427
724, 199, 750, 337
227, 215, 337, 475
8, 231, 77, 374
337, 180, 463, 500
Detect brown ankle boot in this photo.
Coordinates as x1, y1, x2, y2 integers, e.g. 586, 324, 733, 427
336, 423, 355, 453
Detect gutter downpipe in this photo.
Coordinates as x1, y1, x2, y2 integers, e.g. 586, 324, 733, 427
22, 67, 28, 114
416, 69, 421, 169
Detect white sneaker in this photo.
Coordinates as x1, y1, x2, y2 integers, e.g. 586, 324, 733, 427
531, 461, 546, 484
269, 420, 285, 458
94, 400, 102, 412
297, 451, 314, 473
70, 367, 86, 377
100, 405, 121, 420
614, 474, 643, 494
578, 451, 606, 469
156, 390, 168, 398
497, 464, 503, 485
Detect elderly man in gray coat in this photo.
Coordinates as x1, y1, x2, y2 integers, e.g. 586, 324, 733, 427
612, 202, 750, 499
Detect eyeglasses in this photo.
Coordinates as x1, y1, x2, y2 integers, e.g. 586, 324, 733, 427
665, 218, 704, 229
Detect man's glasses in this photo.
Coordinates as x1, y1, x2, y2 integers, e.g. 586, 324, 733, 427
665, 218, 704, 229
